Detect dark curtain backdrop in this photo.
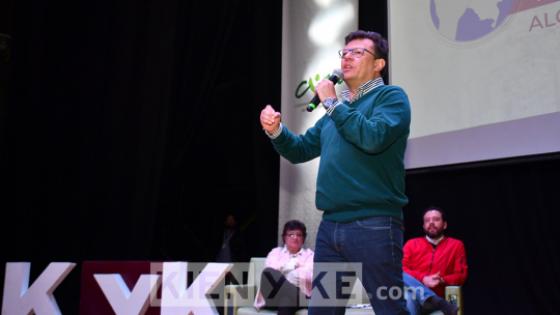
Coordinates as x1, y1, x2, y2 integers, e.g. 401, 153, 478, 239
404, 156, 560, 315
2, 0, 281, 312
2, 1, 559, 314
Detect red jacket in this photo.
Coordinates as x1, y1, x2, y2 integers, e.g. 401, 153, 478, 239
403, 236, 468, 297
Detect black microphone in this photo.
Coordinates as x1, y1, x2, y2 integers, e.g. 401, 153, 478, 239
306, 69, 343, 112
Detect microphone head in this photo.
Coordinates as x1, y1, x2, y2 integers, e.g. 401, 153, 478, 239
331, 68, 343, 80
306, 103, 317, 112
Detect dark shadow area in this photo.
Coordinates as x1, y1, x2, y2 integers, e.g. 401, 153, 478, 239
404, 155, 560, 315
2, 0, 281, 312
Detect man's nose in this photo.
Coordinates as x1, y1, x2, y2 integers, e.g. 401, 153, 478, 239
340, 51, 353, 60
342, 53, 353, 60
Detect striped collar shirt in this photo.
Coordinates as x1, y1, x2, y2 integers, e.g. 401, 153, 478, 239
341, 76, 385, 103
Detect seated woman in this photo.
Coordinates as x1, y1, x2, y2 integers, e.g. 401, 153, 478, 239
254, 220, 314, 315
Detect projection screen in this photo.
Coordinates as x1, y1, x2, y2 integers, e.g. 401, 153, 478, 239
389, 0, 560, 169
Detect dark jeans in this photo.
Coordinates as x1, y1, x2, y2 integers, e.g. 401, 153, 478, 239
260, 267, 308, 315
309, 216, 409, 315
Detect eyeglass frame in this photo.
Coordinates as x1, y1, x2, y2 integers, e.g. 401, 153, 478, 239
285, 231, 304, 239
338, 47, 376, 59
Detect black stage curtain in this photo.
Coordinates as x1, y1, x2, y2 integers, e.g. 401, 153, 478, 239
404, 156, 560, 315
3, 1, 281, 312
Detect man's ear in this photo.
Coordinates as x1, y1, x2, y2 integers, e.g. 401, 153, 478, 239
374, 58, 386, 74
443, 221, 448, 230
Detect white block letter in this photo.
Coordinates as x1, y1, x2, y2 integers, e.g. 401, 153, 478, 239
160, 262, 232, 315
2, 262, 75, 315
94, 274, 160, 315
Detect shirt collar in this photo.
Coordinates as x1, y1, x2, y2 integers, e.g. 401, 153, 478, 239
282, 246, 304, 256
341, 77, 384, 103
426, 235, 445, 246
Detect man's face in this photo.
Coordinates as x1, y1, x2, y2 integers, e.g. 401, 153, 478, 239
340, 38, 380, 87
423, 210, 447, 239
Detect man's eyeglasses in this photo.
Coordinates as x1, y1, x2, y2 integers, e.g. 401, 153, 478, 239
286, 232, 304, 238
338, 47, 376, 59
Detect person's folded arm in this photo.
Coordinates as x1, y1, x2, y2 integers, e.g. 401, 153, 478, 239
442, 243, 468, 286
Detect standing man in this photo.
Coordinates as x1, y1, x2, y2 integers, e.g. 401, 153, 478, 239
260, 30, 411, 315
403, 207, 467, 315
215, 212, 248, 264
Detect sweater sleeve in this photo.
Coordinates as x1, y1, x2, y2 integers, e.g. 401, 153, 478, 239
270, 116, 326, 164
329, 86, 410, 154
442, 241, 468, 286
402, 240, 425, 281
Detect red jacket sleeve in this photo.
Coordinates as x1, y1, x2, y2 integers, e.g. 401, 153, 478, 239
403, 239, 425, 281
441, 240, 468, 286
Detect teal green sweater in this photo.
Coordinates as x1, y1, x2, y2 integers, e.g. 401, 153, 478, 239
271, 85, 411, 222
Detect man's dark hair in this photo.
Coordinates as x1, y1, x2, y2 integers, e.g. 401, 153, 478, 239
422, 206, 447, 222
282, 220, 307, 241
345, 30, 389, 77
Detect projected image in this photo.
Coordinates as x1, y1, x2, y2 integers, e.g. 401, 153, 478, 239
430, 0, 514, 41
389, 0, 560, 168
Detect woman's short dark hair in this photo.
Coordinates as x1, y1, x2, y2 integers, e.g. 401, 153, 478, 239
345, 30, 389, 78
282, 220, 307, 241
